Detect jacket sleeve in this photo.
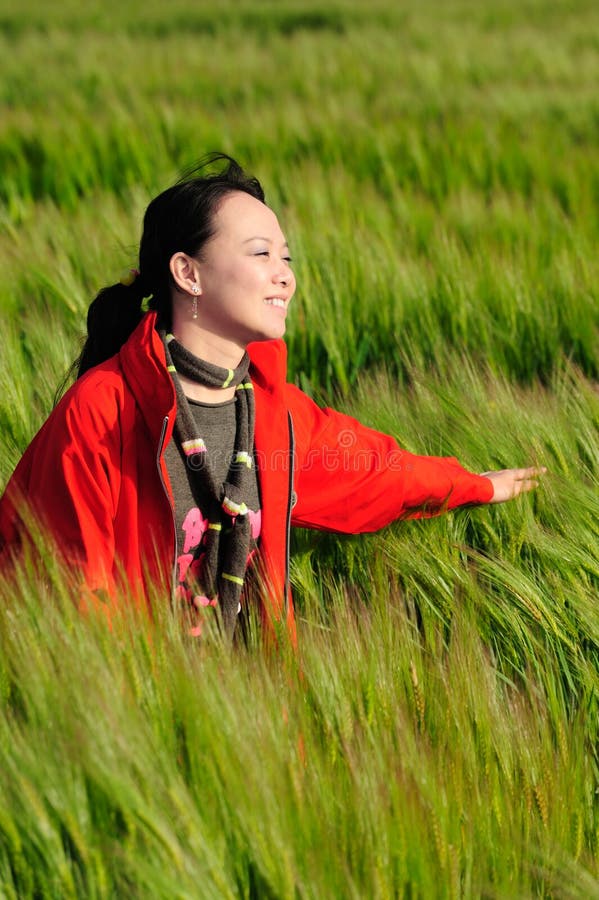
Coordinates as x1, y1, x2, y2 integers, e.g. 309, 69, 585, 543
285, 383, 494, 534
0, 377, 122, 597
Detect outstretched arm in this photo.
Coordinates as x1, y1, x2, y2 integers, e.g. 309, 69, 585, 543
482, 467, 546, 504
286, 384, 494, 533
285, 383, 547, 533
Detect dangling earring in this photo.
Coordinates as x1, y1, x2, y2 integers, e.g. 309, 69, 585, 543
191, 283, 200, 319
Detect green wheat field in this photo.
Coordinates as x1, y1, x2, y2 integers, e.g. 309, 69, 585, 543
1, 0, 598, 896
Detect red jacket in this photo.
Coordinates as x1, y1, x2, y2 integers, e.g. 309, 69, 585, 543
0, 313, 493, 630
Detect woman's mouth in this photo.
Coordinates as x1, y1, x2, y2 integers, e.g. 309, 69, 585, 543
264, 297, 287, 310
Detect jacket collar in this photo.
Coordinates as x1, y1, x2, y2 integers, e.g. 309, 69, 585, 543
118, 312, 177, 441
247, 336, 288, 395
118, 311, 290, 432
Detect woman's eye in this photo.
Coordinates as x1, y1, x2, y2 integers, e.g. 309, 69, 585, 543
254, 250, 293, 263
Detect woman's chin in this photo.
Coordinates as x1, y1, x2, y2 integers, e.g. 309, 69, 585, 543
255, 321, 287, 342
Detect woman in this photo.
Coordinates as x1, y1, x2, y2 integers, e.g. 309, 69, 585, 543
0, 155, 543, 639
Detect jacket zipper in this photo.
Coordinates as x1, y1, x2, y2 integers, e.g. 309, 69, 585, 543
284, 411, 296, 615
156, 415, 178, 597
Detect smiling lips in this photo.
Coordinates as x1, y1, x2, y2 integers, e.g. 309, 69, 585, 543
264, 297, 287, 310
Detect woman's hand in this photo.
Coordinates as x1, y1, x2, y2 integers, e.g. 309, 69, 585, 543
481, 467, 547, 504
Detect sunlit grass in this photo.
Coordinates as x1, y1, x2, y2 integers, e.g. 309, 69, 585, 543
1, 556, 597, 897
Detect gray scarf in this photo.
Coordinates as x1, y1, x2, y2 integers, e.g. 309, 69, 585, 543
162, 331, 255, 638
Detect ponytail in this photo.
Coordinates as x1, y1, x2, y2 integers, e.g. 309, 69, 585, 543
77, 275, 146, 378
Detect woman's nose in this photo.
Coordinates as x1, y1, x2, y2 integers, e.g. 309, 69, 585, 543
274, 267, 292, 286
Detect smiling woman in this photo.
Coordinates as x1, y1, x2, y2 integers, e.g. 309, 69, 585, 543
0, 153, 543, 641
168, 189, 296, 397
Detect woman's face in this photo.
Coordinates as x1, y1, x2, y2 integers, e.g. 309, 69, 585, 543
195, 190, 296, 348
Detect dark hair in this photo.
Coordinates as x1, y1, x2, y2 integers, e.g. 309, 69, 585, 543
76, 153, 265, 378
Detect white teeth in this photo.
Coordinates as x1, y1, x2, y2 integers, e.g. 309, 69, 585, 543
265, 298, 286, 308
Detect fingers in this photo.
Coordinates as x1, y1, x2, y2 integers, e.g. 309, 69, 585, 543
511, 466, 547, 495
481, 466, 547, 504
512, 476, 539, 496
480, 466, 547, 480
513, 466, 547, 481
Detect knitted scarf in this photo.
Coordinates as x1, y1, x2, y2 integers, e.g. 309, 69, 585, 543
162, 331, 255, 638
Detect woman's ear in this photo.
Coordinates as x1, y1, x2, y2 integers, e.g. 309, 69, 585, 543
169, 252, 202, 295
